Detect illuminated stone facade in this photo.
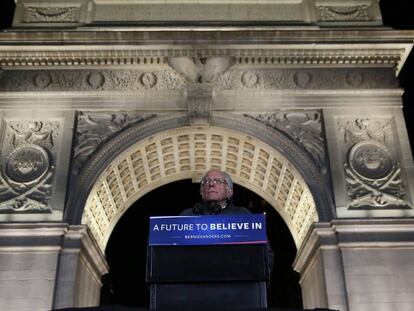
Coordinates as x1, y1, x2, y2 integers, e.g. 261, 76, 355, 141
1, 1, 414, 310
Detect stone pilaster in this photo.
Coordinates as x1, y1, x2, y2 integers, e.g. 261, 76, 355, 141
294, 219, 414, 311
0, 223, 108, 311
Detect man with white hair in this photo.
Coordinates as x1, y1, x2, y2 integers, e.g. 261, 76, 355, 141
181, 169, 251, 215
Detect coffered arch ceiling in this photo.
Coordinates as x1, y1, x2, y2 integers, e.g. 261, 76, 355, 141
81, 125, 319, 252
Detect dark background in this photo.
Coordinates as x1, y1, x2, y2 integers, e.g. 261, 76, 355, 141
1, 0, 413, 309
102, 181, 301, 308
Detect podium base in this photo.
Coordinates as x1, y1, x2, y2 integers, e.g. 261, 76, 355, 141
150, 282, 267, 310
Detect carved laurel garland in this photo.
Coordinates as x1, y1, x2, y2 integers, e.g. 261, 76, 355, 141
82, 127, 318, 251
215, 68, 397, 90
317, 5, 370, 21
0, 68, 397, 92
23, 6, 80, 23
338, 118, 406, 209
0, 121, 59, 212
0, 69, 188, 92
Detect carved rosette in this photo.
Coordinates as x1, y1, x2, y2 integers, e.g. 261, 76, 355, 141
213, 68, 397, 90
0, 69, 188, 92
0, 121, 59, 212
338, 119, 406, 209
245, 111, 327, 173
241, 71, 259, 88
0, 68, 397, 92
72, 112, 157, 176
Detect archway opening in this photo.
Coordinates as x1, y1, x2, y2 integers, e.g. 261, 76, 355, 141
100, 180, 302, 309
81, 126, 321, 253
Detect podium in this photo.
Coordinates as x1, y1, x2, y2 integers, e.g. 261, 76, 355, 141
146, 215, 270, 310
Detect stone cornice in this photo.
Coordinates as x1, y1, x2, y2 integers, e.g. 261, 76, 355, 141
0, 90, 404, 110
0, 30, 413, 72
293, 218, 414, 274
1, 29, 413, 44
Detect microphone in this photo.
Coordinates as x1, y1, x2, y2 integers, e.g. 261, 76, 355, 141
207, 202, 222, 215
192, 202, 222, 215
192, 203, 205, 215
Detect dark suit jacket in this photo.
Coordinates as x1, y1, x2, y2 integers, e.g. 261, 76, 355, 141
180, 202, 251, 215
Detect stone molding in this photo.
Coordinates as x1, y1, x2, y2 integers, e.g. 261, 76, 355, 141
294, 218, 414, 274
0, 223, 108, 272
1, 29, 412, 74
0, 47, 406, 71
0, 68, 398, 92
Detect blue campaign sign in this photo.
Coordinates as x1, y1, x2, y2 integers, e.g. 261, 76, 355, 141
149, 214, 267, 246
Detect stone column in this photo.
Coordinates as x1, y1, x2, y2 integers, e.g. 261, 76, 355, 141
53, 225, 108, 309
0, 223, 108, 311
294, 219, 414, 311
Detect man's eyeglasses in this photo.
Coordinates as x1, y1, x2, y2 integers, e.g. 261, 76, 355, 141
200, 178, 227, 186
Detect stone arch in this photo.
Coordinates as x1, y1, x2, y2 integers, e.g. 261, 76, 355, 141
65, 113, 334, 252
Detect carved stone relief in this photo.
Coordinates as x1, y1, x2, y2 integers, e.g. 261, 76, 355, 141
339, 118, 391, 147
23, 6, 81, 23
6, 121, 58, 149
241, 71, 259, 88
0, 121, 59, 212
338, 118, 406, 209
0, 69, 188, 92
0, 68, 397, 92
187, 85, 213, 125
72, 112, 157, 176
168, 57, 235, 83
214, 68, 397, 90
245, 111, 327, 174
317, 5, 370, 22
